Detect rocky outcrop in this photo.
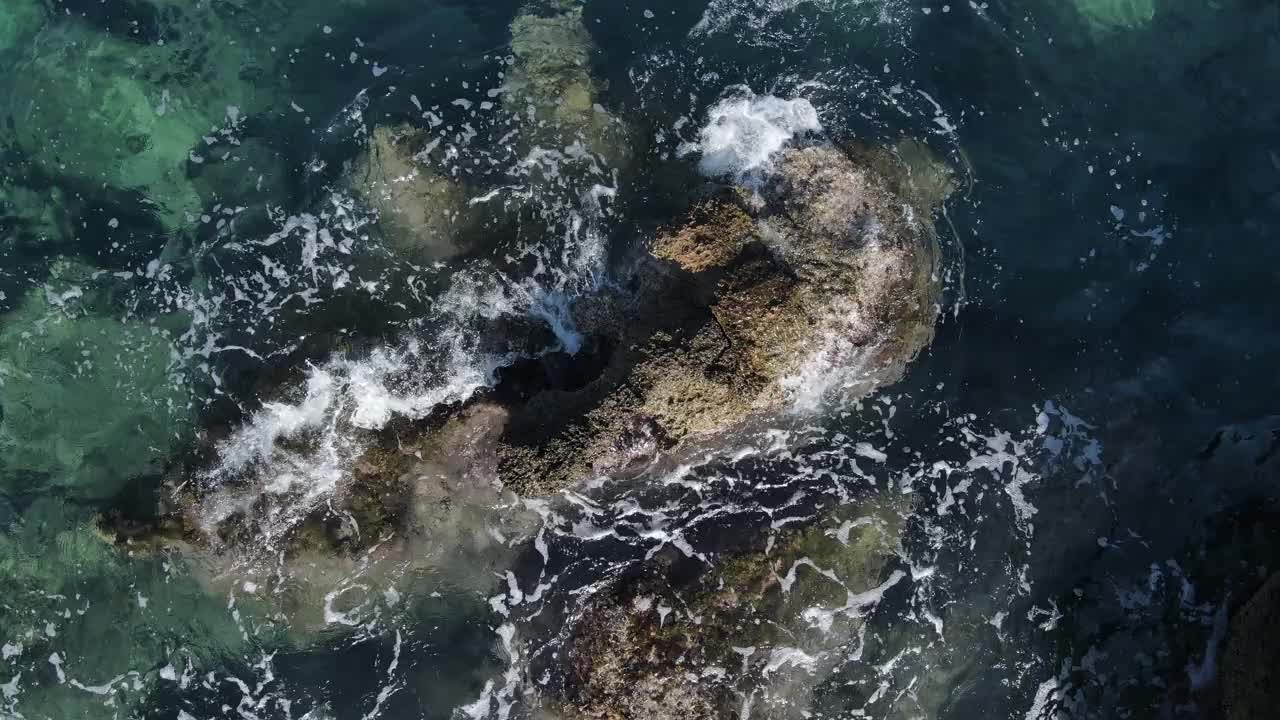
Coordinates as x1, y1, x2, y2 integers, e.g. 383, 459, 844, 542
495, 140, 951, 495
153, 135, 951, 585
143, 99, 953, 648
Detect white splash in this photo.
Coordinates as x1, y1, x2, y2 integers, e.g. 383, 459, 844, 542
684, 88, 821, 181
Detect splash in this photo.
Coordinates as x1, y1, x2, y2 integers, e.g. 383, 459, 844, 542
683, 88, 822, 181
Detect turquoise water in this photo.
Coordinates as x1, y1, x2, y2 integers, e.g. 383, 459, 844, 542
2, 1, 1279, 718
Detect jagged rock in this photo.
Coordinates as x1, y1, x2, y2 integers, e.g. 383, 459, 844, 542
535, 498, 908, 719
496, 140, 951, 495
150, 136, 950, 638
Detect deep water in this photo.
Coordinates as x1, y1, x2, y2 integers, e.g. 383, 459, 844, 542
2, 1, 1279, 719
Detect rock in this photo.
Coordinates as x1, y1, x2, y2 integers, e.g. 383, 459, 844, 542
147, 136, 949, 638
0, 0, 40, 55
192, 136, 290, 207
350, 124, 489, 262
496, 140, 950, 495
0, 499, 259, 720
1220, 573, 1280, 719
154, 402, 536, 643
0, 181, 76, 253
536, 497, 908, 719
504, 3, 630, 172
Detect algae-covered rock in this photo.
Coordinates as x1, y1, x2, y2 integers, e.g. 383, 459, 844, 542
539, 498, 908, 719
0, 0, 41, 55
504, 3, 629, 170
496, 140, 950, 495
0, 260, 193, 502
350, 124, 487, 262
0, 181, 75, 252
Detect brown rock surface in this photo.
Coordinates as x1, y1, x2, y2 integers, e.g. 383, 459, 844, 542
495, 141, 950, 495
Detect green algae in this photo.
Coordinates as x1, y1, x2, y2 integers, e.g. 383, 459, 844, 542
0, 260, 193, 503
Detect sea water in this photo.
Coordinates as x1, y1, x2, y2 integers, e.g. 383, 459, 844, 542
1, 1, 1278, 719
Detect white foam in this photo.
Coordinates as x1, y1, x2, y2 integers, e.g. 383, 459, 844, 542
197, 331, 496, 544
194, 175, 614, 549
686, 89, 821, 180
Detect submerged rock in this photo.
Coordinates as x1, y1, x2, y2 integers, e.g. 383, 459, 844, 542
534, 497, 908, 719
1073, 0, 1155, 33
0, 0, 40, 55
0, 259, 193, 502
0, 499, 257, 719
350, 124, 491, 262
3, 14, 267, 231
349, 2, 629, 265
147, 402, 537, 643
504, 2, 630, 172
496, 140, 951, 495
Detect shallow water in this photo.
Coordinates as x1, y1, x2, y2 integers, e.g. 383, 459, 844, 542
1, 1, 1278, 719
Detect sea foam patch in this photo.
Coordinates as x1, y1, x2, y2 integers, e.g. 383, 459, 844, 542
684, 89, 821, 180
